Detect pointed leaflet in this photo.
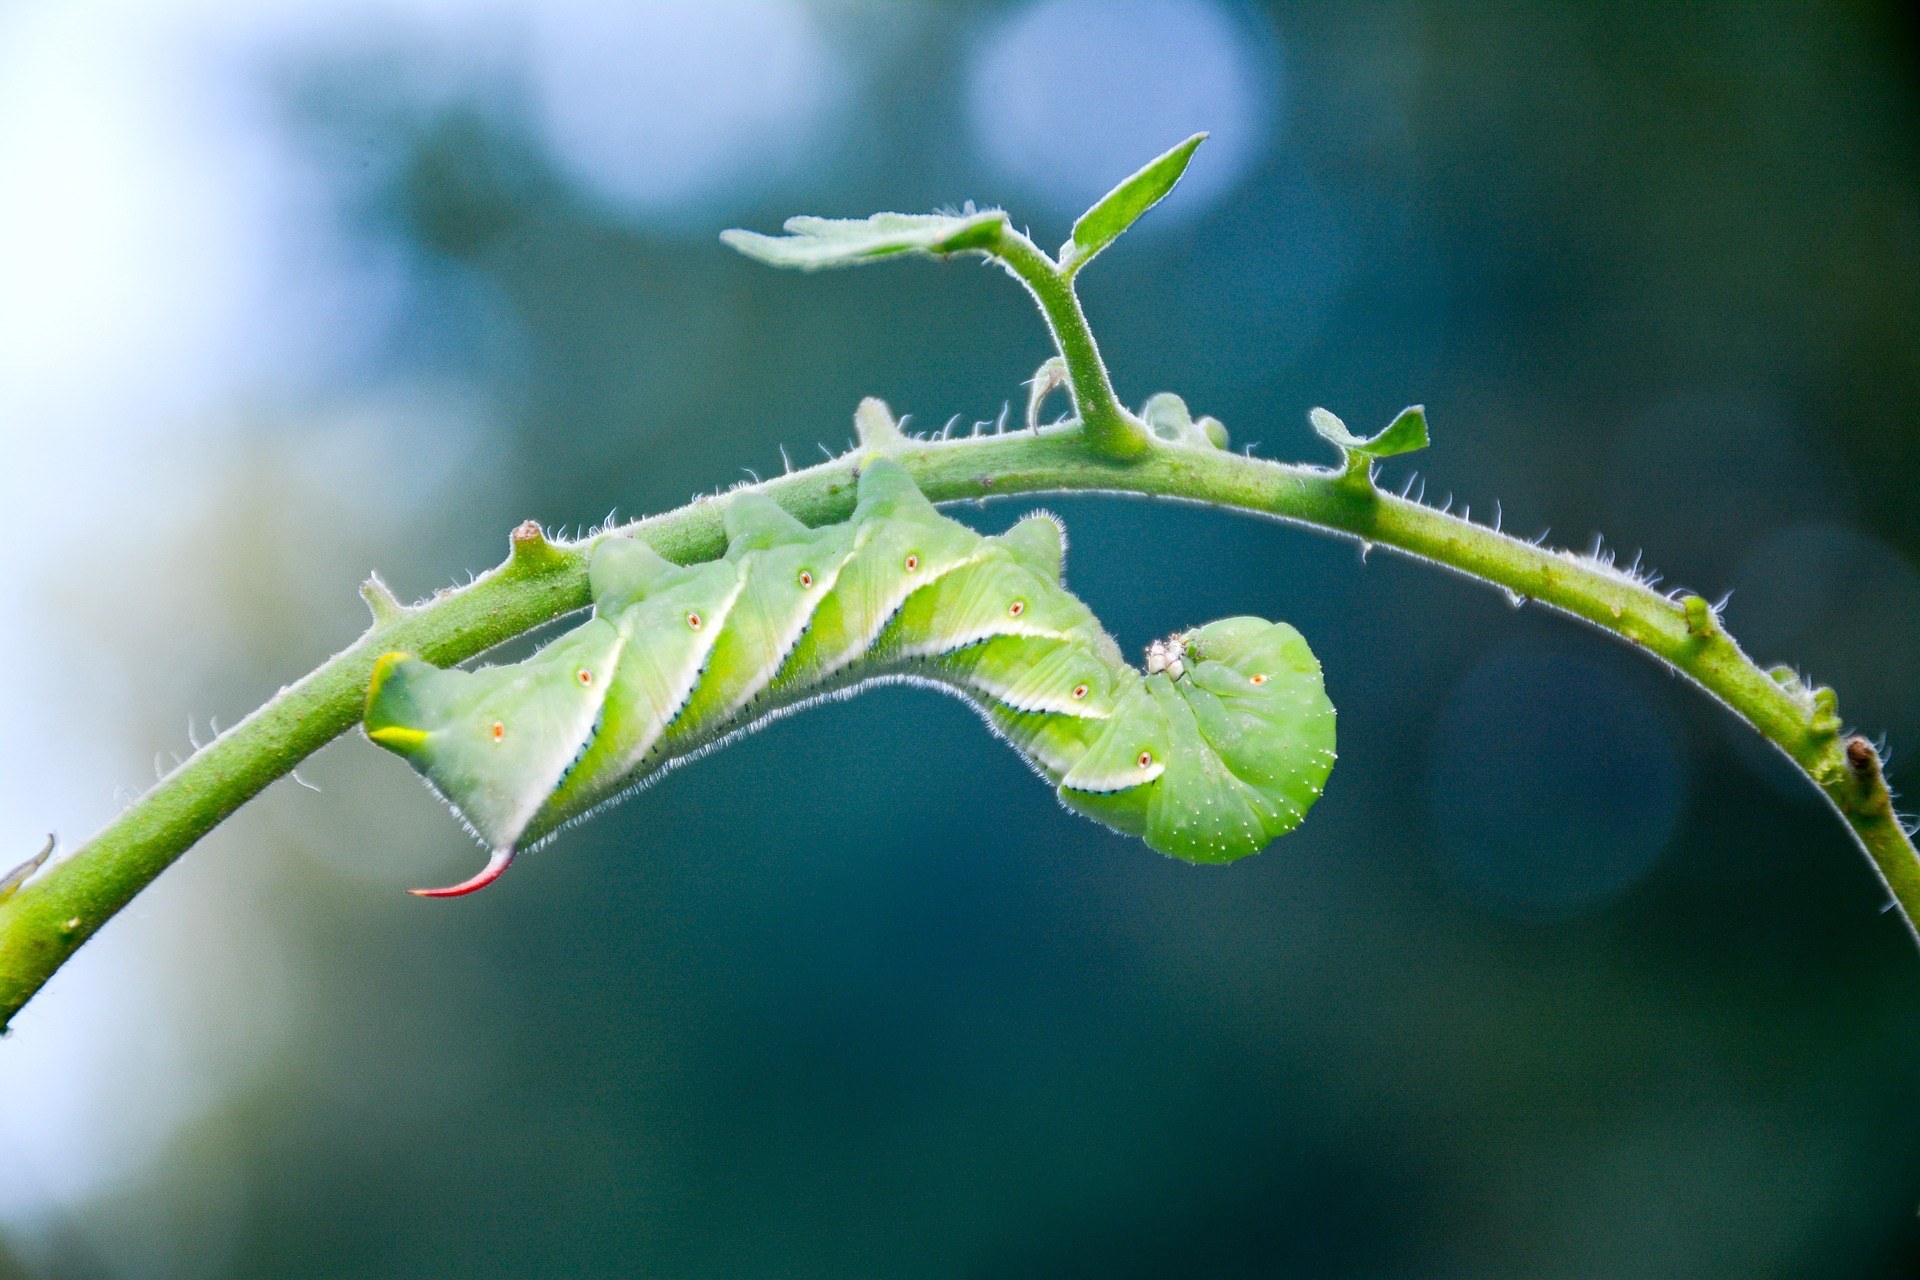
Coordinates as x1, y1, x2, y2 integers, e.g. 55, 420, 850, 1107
1061, 133, 1206, 276
721, 210, 1009, 272
1310, 406, 1428, 460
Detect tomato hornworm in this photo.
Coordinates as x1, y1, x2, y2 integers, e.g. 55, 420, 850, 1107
365, 460, 1335, 895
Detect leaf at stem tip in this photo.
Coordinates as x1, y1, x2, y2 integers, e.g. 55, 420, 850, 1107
720, 209, 1010, 272
1062, 132, 1207, 275
1310, 405, 1429, 459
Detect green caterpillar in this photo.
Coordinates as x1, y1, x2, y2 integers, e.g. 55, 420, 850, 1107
365, 460, 1335, 896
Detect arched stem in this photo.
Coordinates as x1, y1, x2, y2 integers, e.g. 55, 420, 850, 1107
3, 420, 1914, 1029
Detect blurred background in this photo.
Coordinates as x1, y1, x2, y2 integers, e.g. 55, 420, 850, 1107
4, 1, 1920, 1275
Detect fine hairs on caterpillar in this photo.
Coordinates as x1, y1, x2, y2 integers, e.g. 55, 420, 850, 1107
364, 459, 1336, 896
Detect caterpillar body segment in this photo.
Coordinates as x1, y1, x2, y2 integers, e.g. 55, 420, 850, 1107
366, 459, 1335, 893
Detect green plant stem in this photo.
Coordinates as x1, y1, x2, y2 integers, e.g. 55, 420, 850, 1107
3, 423, 1914, 1029
987, 227, 1149, 460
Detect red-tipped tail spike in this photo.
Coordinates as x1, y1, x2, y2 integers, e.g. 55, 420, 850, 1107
409, 846, 516, 898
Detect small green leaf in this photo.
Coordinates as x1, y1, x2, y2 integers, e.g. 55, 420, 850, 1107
721, 209, 1009, 272
1310, 405, 1428, 459
1062, 133, 1206, 276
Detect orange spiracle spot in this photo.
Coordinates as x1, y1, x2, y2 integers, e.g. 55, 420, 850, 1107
1250, 673, 1268, 685
904, 554, 920, 571
490, 721, 506, 742
1136, 750, 1153, 768
1008, 600, 1025, 617
799, 570, 814, 588
1071, 683, 1089, 700
577, 669, 593, 686
687, 612, 703, 630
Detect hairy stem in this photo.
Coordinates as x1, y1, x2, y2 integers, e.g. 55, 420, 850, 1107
987, 226, 1149, 460
2, 422, 1913, 1029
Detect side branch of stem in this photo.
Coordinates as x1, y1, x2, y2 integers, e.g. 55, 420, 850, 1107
986, 228, 1149, 460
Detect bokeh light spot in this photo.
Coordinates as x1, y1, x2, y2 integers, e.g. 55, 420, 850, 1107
964, 0, 1280, 227
526, 0, 841, 224
1425, 646, 1687, 919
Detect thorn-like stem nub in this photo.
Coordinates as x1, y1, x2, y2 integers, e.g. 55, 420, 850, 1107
361, 572, 408, 628
1682, 594, 1716, 638
1026, 357, 1070, 433
853, 397, 904, 449
1842, 736, 1898, 818
506, 520, 568, 575
1, 836, 55, 902
1811, 687, 1843, 737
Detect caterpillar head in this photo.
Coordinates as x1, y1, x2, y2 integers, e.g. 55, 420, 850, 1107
1059, 618, 1334, 864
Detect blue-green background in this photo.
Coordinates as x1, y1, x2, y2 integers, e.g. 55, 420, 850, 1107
4, 2, 1920, 1276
